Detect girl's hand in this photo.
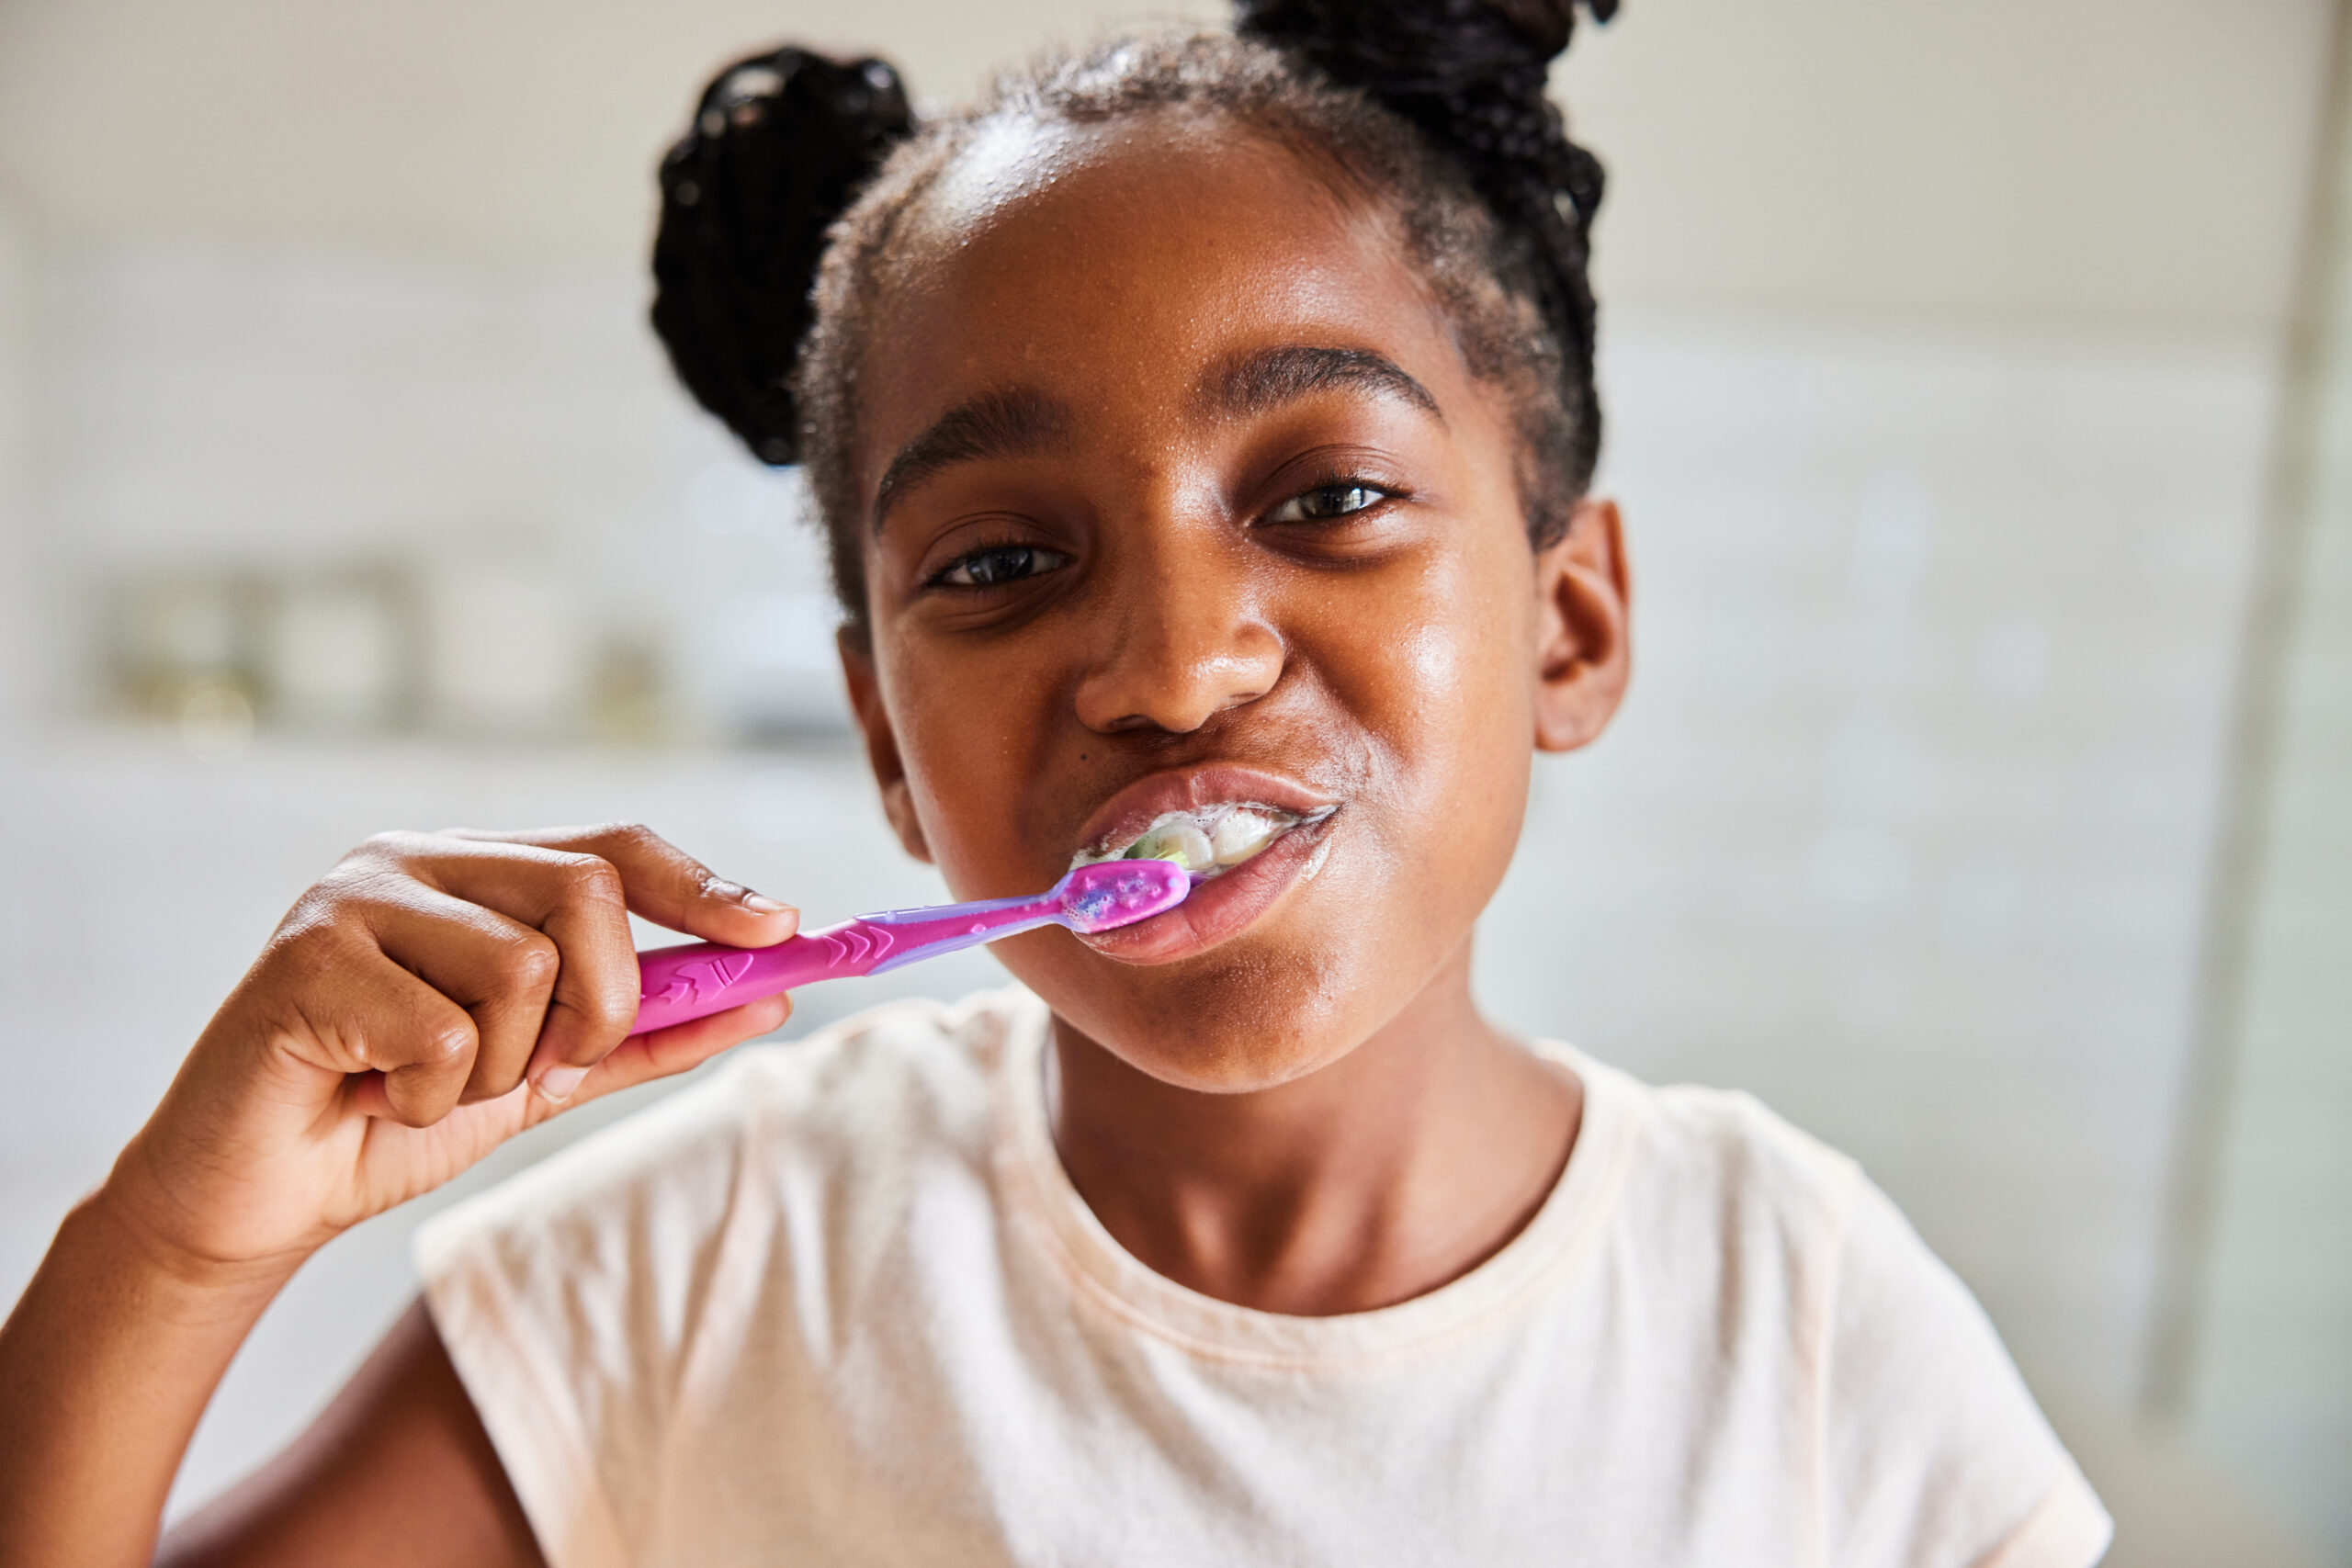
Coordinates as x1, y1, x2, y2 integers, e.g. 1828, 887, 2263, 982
100, 824, 797, 1280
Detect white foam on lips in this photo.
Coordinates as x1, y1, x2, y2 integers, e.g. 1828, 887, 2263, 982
1070, 802, 1325, 879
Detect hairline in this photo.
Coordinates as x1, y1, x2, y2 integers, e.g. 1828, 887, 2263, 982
799, 29, 1587, 635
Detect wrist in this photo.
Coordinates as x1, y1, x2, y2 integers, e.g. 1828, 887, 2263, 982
82, 1164, 311, 1314
0, 1177, 302, 1567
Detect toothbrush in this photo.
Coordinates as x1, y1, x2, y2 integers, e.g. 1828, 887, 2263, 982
628, 858, 1191, 1036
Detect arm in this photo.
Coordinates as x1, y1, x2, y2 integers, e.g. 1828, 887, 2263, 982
0, 824, 797, 1568
157, 1303, 536, 1568
0, 1190, 295, 1568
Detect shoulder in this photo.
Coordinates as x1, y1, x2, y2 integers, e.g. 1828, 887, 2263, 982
1578, 1053, 1866, 1288
1629, 1068, 1860, 1203
1821, 1175, 2109, 1566
1565, 1057, 1863, 1420
411, 987, 1043, 1554
416, 985, 1035, 1295
1566, 1052, 2109, 1567
698, 983, 1028, 1179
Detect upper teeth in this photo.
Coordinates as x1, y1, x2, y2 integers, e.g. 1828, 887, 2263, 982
1073, 803, 1311, 877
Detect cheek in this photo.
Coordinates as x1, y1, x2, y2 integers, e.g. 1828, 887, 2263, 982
1342, 542, 1534, 757
1399, 618, 1462, 694
879, 652, 1029, 877
1333, 544, 1536, 881
878, 628, 1084, 893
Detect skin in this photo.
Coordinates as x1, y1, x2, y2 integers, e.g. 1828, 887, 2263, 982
0, 113, 1628, 1566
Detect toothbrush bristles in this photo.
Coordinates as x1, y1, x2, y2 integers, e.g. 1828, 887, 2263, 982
1057, 857, 1191, 933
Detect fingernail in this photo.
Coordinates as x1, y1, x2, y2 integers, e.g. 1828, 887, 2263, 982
741, 891, 792, 915
534, 1065, 589, 1105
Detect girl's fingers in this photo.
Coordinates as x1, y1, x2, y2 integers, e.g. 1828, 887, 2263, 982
351, 832, 652, 1100
548, 991, 793, 1112
356, 884, 561, 1105
458, 823, 799, 948
435, 824, 798, 1104
304, 951, 482, 1129
364, 825, 794, 1104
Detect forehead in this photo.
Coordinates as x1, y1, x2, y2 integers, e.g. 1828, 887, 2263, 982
854, 113, 1464, 474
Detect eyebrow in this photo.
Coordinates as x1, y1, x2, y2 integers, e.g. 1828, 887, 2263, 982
873, 386, 1073, 526
1196, 344, 1443, 423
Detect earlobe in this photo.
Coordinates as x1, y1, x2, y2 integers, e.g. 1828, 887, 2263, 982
838, 632, 933, 863
1532, 498, 1632, 753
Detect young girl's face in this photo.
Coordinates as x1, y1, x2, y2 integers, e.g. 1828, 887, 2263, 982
841, 115, 1626, 1091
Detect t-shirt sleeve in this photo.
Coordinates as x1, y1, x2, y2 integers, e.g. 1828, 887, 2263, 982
414, 1054, 767, 1568
1820, 1175, 2113, 1568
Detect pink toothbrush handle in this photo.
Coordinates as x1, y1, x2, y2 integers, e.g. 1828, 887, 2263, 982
628, 899, 1054, 1035
626, 862, 1189, 1036
630, 919, 895, 1035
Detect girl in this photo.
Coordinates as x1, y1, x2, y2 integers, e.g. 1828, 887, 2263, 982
0, 3, 2112, 1563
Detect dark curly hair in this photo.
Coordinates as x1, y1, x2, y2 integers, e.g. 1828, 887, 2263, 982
651, 0, 1618, 633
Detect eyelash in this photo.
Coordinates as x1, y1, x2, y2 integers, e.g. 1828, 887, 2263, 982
1262, 476, 1400, 525
927, 537, 1073, 590
924, 473, 1399, 590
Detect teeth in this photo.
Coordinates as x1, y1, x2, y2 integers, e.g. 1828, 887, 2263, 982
1209, 807, 1284, 866
1127, 817, 1215, 873
1073, 802, 1318, 879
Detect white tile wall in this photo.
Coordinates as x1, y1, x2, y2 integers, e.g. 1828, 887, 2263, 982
29, 239, 848, 740
1482, 308, 2275, 1412
0, 210, 36, 727
0, 239, 2308, 1546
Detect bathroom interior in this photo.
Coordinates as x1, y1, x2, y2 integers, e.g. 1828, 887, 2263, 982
0, 1, 2346, 1560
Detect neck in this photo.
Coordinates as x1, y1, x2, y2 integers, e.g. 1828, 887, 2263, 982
1047, 940, 1581, 1315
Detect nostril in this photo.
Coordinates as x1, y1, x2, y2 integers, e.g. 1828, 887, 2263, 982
1071, 607, 1285, 735
1098, 710, 1188, 736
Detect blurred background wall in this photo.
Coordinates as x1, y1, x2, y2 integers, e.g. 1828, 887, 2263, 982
0, 0, 2344, 1561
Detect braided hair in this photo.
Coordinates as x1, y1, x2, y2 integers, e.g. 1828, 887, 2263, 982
651, 1, 1618, 629
1238, 0, 1613, 496
650, 47, 912, 466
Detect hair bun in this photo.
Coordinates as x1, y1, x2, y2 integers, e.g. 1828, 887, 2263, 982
1239, 0, 1611, 72
651, 47, 914, 466
1236, 0, 1616, 441
1483, 0, 1615, 55
1233, 0, 1612, 224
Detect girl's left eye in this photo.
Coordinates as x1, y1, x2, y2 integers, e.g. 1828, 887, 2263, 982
933, 542, 1071, 589
1265, 481, 1391, 525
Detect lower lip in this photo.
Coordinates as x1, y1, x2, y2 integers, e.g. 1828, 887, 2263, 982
1076, 813, 1337, 964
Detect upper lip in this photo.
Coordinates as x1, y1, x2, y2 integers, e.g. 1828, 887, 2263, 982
1070, 764, 1341, 864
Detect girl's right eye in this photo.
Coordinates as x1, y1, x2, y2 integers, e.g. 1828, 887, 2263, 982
931, 542, 1072, 589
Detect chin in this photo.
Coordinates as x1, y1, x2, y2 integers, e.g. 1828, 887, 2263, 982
1132, 1035, 1332, 1095
1107, 1032, 1345, 1096
1023, 936, 1364, 1094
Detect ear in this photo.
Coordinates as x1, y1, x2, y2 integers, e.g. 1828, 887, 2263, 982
838, 630, 933, 863
1532, 497, 1631, 752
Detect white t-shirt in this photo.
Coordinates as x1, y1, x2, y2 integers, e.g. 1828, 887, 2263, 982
417, 987, 2110, 1568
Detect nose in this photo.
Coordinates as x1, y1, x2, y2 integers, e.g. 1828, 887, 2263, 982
1071, 518, 1284, 736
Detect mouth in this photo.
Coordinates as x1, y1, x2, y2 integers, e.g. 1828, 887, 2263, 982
1070, 801, 1334, 881
1064, 766, 1340, 964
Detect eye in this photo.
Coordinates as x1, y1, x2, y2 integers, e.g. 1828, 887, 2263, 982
1265, 480, 1391, 525
932, 542, 1071, 589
